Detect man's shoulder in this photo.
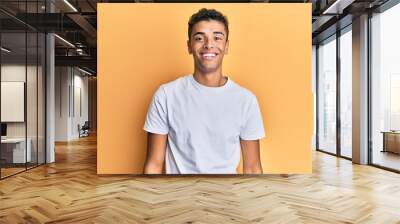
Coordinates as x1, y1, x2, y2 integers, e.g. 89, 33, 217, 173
159, 75, 190, 92
229, 80, 257, 101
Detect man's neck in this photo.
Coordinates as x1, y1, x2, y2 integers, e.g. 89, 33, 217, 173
193, 70, 227, 87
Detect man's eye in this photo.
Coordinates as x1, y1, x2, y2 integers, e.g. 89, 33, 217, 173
215, 36, 223, 40
195, 37, 203, 41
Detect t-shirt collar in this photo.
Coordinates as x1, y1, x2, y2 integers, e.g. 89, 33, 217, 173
189, 74, 232, 92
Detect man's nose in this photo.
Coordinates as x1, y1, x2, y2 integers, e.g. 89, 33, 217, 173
204, 38, 215, 49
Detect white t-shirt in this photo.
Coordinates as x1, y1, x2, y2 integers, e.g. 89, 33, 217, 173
143, 74, 265, 174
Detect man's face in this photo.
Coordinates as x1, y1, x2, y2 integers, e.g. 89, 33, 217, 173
187, 20, 229, 74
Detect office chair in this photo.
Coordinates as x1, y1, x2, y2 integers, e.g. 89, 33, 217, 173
79, 121, 90, 138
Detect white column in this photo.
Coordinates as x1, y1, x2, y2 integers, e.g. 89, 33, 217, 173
352, 14, 369, 164
45, 1, 56, 163
46, 32, 55, 163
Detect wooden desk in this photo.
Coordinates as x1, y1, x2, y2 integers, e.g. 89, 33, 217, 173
1, 138, 32, 163
381, 131, 400, 154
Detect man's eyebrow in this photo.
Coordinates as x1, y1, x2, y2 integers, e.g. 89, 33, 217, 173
192, 32, 225, 36
193, 32, 205, 36
213, 32, 225, 36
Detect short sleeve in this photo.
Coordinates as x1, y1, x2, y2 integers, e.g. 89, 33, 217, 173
240, 95, 265, 140
143, 86, 169, 135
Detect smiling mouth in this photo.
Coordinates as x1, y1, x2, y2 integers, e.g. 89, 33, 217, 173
200, 52, 218, 60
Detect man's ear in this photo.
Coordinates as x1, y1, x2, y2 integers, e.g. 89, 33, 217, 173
225, 40, 229, 55
187, 40, 192, 54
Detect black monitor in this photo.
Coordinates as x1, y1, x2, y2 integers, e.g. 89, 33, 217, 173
1, 123, 7, 137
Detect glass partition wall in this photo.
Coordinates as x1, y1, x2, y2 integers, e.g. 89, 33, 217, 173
0, 31, 27, 177
0, 1, 46, 179
316, 26, 353, 159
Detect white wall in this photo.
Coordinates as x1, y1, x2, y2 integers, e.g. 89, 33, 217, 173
72, 73, 89, 138
55, 67, 89, 141
1, 65, 26, 134
55, 67, 70, 141
1, 63, 46, 163
1, 65, 39, 137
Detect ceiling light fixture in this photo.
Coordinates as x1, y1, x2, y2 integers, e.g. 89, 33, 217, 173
54, 34, 75, 48
63, 0, 78, 12
76, 48, 85, 56
1, 47, 11, 53
322, 0, 355, 15
78, 67, 93, 76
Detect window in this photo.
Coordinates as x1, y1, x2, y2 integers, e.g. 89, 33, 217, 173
339, 27, 352, 158
371, 2, 400, 171
317, 35, 337, 154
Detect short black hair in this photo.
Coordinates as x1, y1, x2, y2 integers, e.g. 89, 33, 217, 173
188, 8, 229, 41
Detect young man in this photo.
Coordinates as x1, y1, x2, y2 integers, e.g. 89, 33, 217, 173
143, 8, 265, 174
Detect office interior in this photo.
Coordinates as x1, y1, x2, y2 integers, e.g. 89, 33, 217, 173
0, 0, 399, 222
0, 0, 97, 179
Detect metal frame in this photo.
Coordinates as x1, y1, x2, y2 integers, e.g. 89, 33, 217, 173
36, 1, 39, 167
25, 1, 28, 172
0, 19, 2, 179
367, 10, 373, 166
44, 0, 48, 165
336, 27, 341, 158
316, 44, 319, 151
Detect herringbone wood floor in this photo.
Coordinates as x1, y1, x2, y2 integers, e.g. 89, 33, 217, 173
1, 135, 400, 223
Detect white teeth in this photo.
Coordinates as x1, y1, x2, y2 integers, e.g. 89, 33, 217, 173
203, 53, 216, 57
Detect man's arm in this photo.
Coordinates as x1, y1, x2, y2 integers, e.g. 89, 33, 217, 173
143, 133, 168, 174
240, 139, 263, 174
